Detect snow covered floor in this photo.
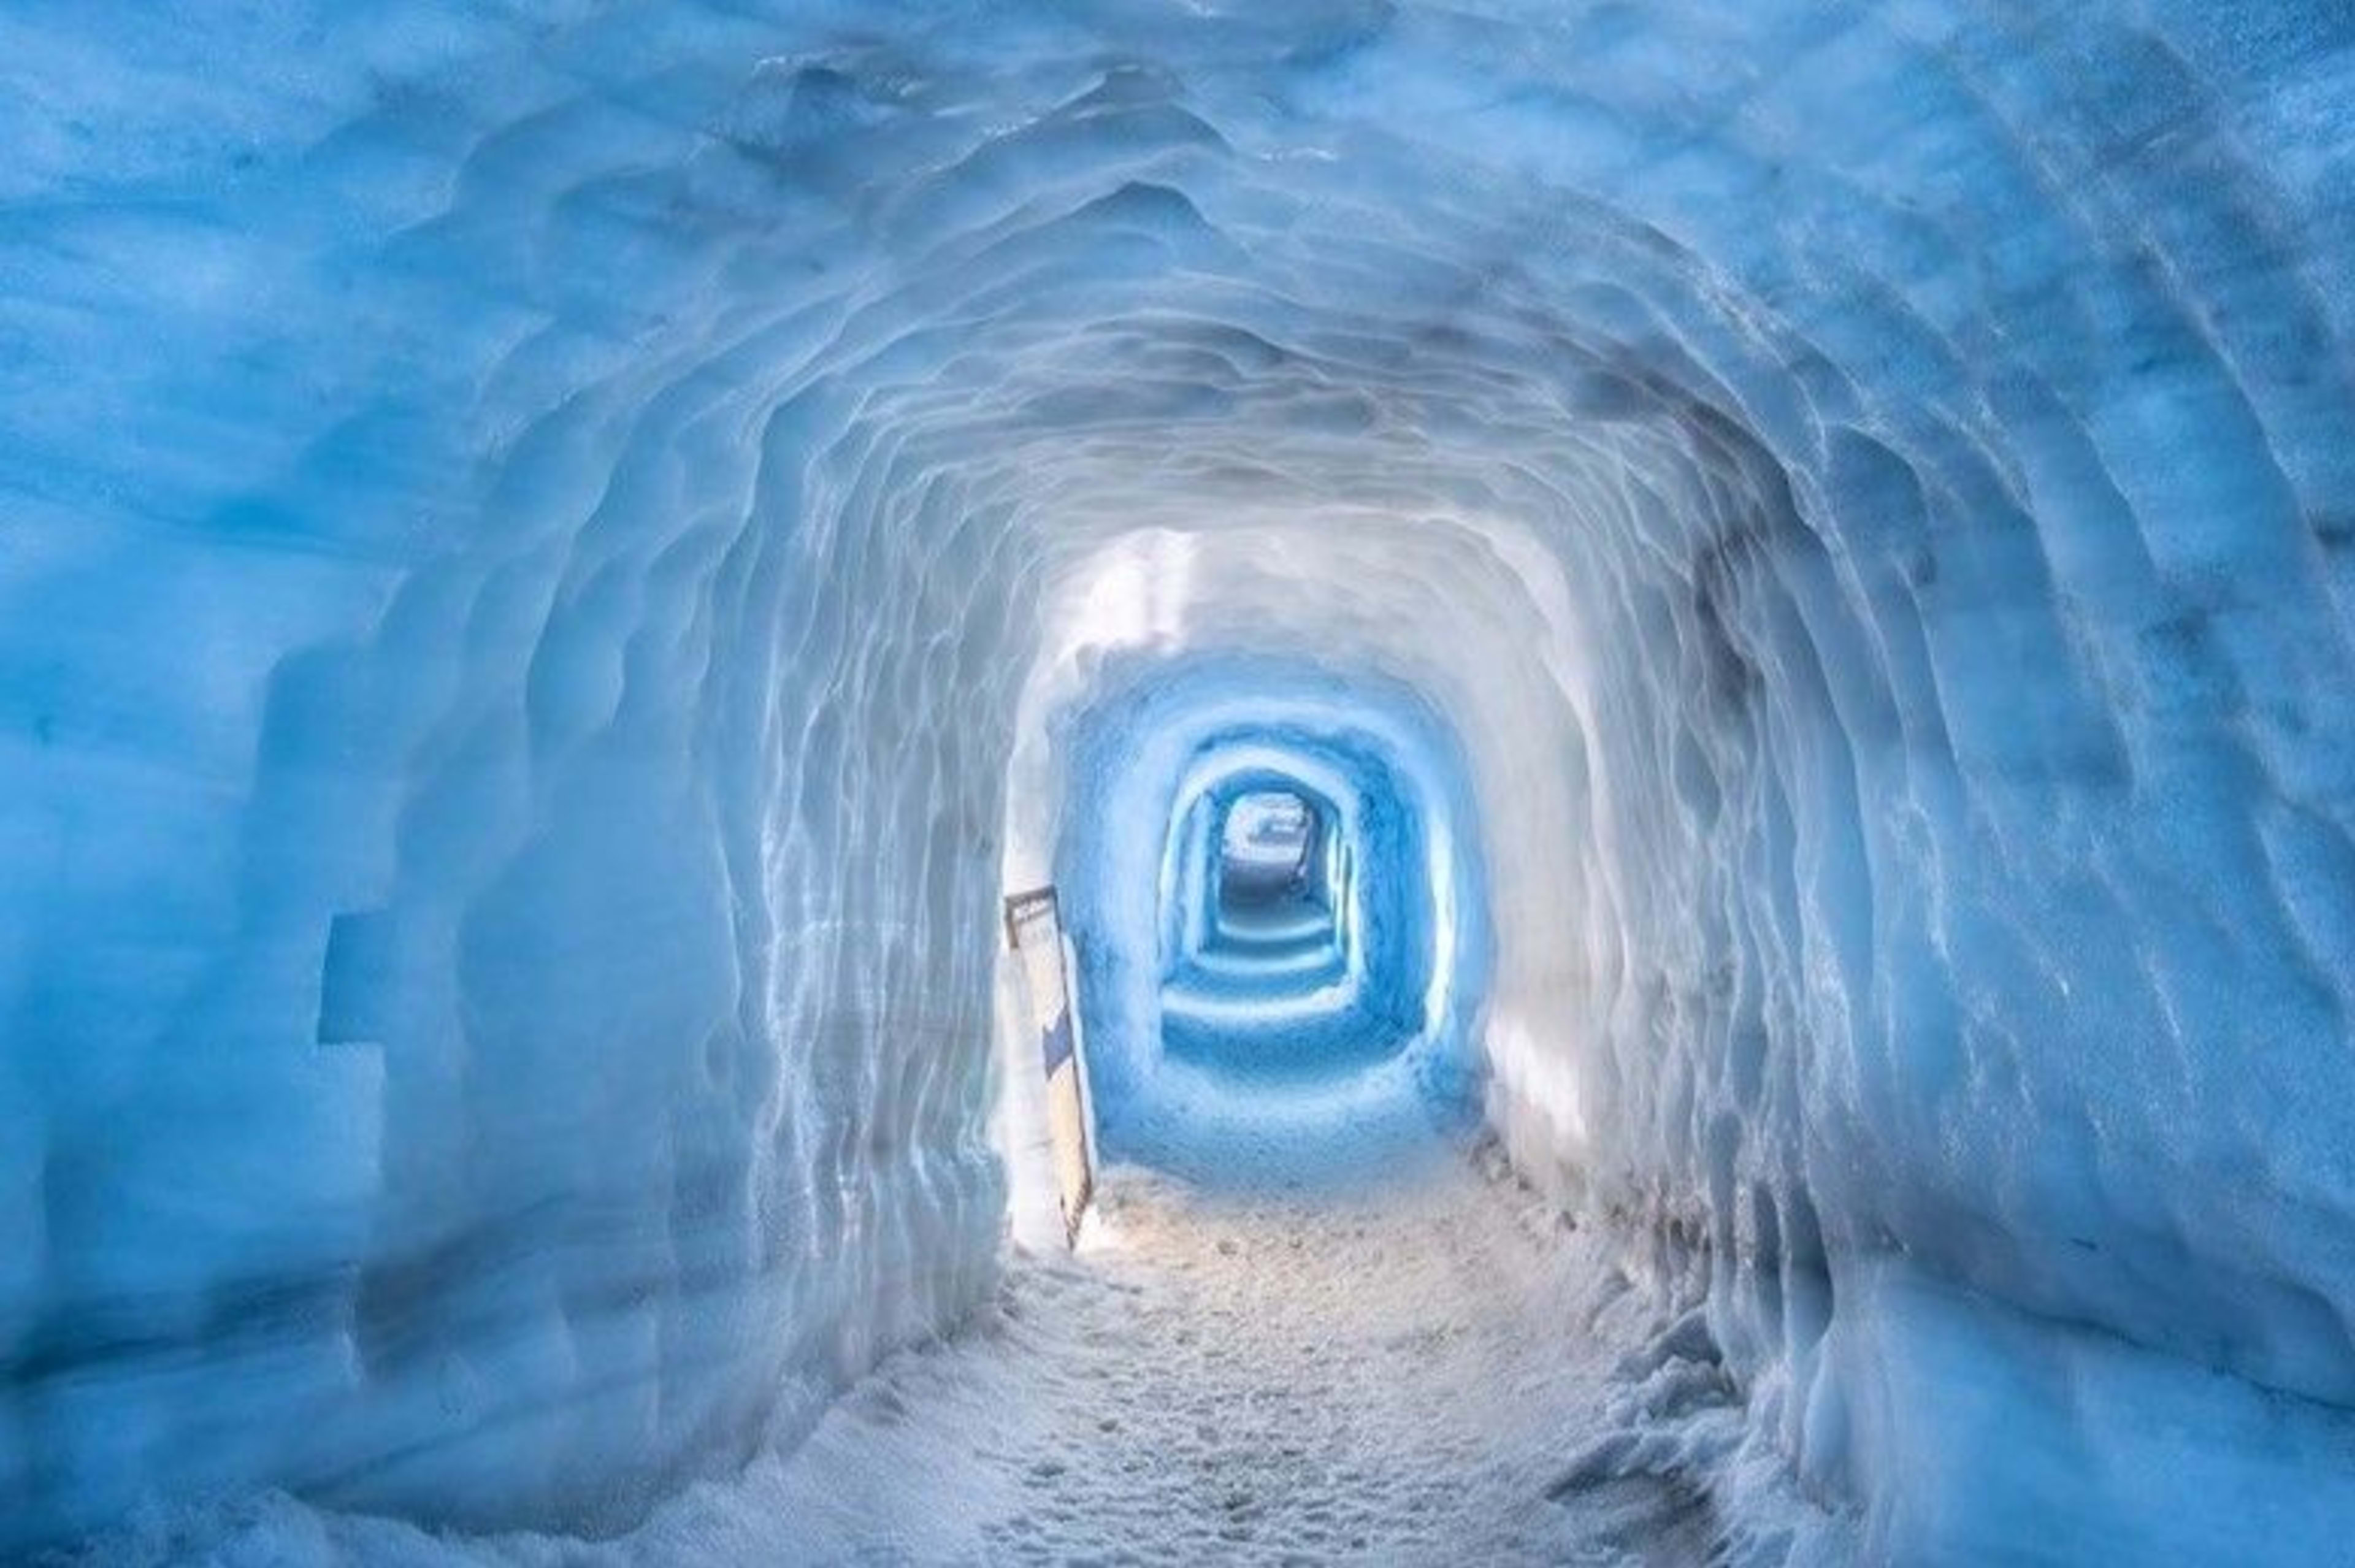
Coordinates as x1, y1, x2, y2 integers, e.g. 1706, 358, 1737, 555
65, 1142, 1778, 1567
765, 1149, 1678, 1566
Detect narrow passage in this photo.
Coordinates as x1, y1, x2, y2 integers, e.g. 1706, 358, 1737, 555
754, 1144, 1717, 1566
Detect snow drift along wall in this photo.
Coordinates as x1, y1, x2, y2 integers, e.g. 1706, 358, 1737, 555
3, 2, 2353, 1559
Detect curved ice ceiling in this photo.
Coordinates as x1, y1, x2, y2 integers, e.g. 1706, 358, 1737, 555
3, 0, 2353, 1559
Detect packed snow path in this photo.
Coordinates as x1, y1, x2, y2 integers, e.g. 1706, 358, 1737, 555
762, 1147, 1703, 1567
72, 1145, 1755, 1567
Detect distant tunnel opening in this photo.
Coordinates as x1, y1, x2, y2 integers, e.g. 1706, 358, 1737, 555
1017, 657, 1490, 1190
1171, 773, 1346, 993
1214, 789, 1325, 913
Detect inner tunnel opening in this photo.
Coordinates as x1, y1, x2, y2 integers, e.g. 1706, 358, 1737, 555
1018, 657, 1492, 1193
1214, 789, 1325, 919
1173, 778, 1346, 987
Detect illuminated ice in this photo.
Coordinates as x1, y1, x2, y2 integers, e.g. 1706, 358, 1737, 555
3, 1, 2353, 1562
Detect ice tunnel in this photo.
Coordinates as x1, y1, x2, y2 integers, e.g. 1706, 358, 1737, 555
1030, 653, 1487, 1185
4, 2, 2354, 1563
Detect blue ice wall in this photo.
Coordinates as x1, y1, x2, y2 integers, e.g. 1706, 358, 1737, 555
2, 1, 2353, 1559
1155, 750, 1429, 1077
1047, 657, 1488, 1182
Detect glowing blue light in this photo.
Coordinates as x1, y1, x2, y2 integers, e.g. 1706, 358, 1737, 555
1054, 657, 1490, 1184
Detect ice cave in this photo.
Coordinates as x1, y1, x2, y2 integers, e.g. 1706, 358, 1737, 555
4, 2, 2354, 1564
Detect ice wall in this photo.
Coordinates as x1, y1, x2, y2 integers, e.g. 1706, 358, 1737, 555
3, 1, 2353, 1559
1029, 656, 1488, 1184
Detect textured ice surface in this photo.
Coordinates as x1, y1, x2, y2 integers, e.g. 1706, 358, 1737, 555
4, 0, 2354, 1560
1033, 657, 1488, 1183
56, 1149, 1834, 1567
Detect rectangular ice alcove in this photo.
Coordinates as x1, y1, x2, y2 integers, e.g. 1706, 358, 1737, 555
318, 908, 396, 1046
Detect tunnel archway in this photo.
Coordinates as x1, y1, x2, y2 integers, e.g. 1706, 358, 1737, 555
1212, 789, 1324, 914
1163, 771, 1350, 1007
1020, 655, 1492, 1189
1152, 748, 1428, 1085
4, 4, 2353, 1562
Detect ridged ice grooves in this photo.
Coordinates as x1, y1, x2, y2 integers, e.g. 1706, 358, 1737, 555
2, 2, 2353, 1560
